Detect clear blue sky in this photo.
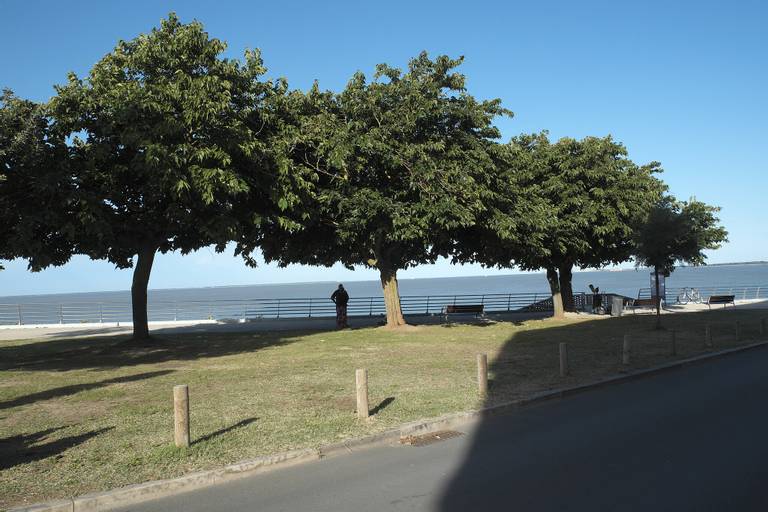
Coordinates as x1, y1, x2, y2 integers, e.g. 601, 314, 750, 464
1, 0, 766, 296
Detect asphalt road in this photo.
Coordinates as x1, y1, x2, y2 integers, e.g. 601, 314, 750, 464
114, 347, 768, 512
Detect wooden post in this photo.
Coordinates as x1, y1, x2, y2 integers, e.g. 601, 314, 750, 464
356, 369, 369, 420
622, 335, 631, 365
735, 320, 742, 341
705, 324, 713, 348
559, 342, 568, 377
477, 353, 488, 397
173, 385, 190, 448
670, 329, 677, 356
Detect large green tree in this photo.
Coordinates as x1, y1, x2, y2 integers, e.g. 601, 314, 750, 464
449, 133, 665, 318
632, 197, 728, 328
238, 53, 509, 327
47, 14, 294, 340
0, 91, 77, 272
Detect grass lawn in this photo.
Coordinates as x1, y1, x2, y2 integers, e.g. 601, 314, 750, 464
1, 308, 766, 509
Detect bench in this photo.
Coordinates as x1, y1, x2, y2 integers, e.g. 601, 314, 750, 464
630, 297, 659, 313
442, 304, 485, 322
707, 294, 735, 309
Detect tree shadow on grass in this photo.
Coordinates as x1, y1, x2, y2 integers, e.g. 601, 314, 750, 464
194, 418, 258, 445
0, 329, 319, 372
436, 308, 767, 510
0, 426, 114, 471
0, 370, 175, 410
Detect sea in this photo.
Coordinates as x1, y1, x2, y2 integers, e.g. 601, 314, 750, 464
2, 263, 767, 305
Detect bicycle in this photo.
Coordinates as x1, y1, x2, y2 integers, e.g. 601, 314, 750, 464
676, 287, 702, 304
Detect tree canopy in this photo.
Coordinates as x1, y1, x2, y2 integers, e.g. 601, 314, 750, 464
0, 90, 76, 272
43, 14, 297, 339
632, 196, 728, 326
239, 53, 510, 327
449, 132, 665, 317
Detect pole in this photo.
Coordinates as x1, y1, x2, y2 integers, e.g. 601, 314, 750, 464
173, 385, 190, 448
356, 369, 369, 420
705, 324, 713, 348
477, 353, 488, 397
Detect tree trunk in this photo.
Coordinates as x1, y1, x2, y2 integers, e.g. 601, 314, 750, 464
379, 266, 406, 328
654, 265, 662, 330
558, 263, 575, 312
131, 246, 157, 341
546, 267, 565, 319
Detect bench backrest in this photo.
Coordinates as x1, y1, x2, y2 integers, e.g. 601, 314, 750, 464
708, 295, 735, 304
445, 305, 484, 314
633, 298, 657, 306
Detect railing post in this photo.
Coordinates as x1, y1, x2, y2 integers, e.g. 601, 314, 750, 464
308, 298, 313, 318
17, 304, 22, 326
425, 296, 430, 315
507, 294, 512, 311
174, 302, 178, 322
480, 294, 485, 306
59, 304, 64, 324
369, 297, 374, 316
99, 303, 104, 324
276, 299, 281, 319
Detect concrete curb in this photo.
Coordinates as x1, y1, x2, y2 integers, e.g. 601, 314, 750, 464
10, 340, 767, 512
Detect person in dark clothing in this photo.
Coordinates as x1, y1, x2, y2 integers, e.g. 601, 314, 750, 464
330, 284, 350, 329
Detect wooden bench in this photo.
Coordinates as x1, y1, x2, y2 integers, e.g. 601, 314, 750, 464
442, 304, 485, 322
707, 294, 735, 309
630, 297, 659, 313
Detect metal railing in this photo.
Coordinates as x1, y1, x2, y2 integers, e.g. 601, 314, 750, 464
0, 291, 557, 326
637, 285, 768, 303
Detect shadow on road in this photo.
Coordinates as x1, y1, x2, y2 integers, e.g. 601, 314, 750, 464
436, 308, 768, 510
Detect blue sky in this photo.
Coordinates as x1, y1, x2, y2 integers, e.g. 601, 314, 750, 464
1, 0, 766, 296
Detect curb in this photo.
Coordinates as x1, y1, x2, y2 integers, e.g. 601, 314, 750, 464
10, 340, 767, 512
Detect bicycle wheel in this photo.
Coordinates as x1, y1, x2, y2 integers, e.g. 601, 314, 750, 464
677, 291, 689, 305
691, 289, 702, 303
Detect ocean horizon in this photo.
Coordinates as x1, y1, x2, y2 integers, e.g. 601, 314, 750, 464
2, 262, 767, 305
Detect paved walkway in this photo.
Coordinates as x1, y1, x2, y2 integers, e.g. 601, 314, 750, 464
111, 345, 768, 511
1, 299, 764, 342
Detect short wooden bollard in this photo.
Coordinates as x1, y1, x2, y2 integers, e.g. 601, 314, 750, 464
705, 324, 713, 347
173, 385, 190, 448
356, 369, 369, 420
622, 335, 631, 365
670, 329, 677, 356
735, 321, 742, 341
477, 353, 488, 397
559, 342, 568, 377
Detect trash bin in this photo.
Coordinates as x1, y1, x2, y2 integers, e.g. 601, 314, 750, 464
611, 296, 623, 317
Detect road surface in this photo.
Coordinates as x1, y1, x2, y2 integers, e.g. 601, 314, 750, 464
114, 347, 768, 511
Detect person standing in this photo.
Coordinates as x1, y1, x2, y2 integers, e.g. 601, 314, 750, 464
331, 284, 350, 329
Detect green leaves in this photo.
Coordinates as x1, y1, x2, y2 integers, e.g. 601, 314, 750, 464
632, 197, 728, 275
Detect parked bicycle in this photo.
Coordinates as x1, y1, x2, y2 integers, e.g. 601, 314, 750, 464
676, 287, 702, 304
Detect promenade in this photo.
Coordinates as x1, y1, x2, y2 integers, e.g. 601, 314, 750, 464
1, 299, 765, 342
